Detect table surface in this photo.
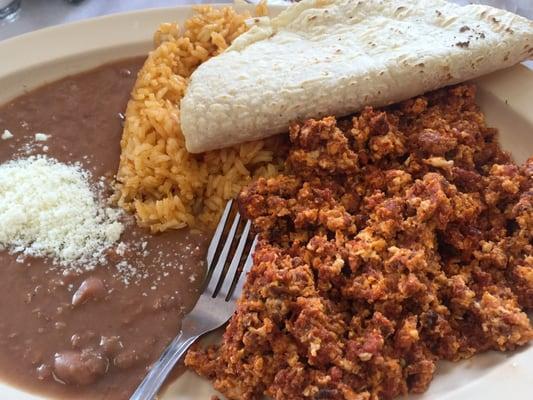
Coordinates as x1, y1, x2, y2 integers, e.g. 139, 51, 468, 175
0, 0, 531, 70
0, 0, 223, 40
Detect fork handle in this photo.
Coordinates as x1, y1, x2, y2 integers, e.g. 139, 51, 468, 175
129, 331, 198, 400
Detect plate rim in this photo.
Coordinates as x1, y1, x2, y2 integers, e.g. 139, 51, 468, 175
0, 3, 531, 400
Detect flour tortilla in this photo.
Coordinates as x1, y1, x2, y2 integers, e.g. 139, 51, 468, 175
181, 0, 533, 153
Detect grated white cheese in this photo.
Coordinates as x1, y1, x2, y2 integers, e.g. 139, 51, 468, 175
34, 133, 50, 141
0, 156, 123, 269
115, 260, 142, 285
1, 130, 13, 140
115, 242, 127, 256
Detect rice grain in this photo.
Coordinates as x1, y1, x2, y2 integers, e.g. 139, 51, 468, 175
117, 5, 282, 232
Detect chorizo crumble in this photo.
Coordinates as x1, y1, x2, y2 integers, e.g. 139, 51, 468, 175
186, 84, 533, 400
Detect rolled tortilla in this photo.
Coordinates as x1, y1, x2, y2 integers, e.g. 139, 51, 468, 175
181, 0, 533, 153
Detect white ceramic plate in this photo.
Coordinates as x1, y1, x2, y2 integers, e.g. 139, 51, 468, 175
0, 3, 531, 400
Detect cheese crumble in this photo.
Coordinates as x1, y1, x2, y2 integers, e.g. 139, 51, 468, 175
34, 133, 50, 141
1, 130, 13, 140
0, 156, 123, 269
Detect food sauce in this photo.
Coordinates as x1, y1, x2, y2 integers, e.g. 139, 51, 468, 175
0, 58, 207, 399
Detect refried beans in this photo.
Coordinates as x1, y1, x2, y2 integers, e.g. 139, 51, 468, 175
0, 58, 208, 399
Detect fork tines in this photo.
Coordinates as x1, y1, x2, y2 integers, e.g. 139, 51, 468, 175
204, 199, 256, 301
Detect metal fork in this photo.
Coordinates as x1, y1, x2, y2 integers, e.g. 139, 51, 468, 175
130, 199, 257, 400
